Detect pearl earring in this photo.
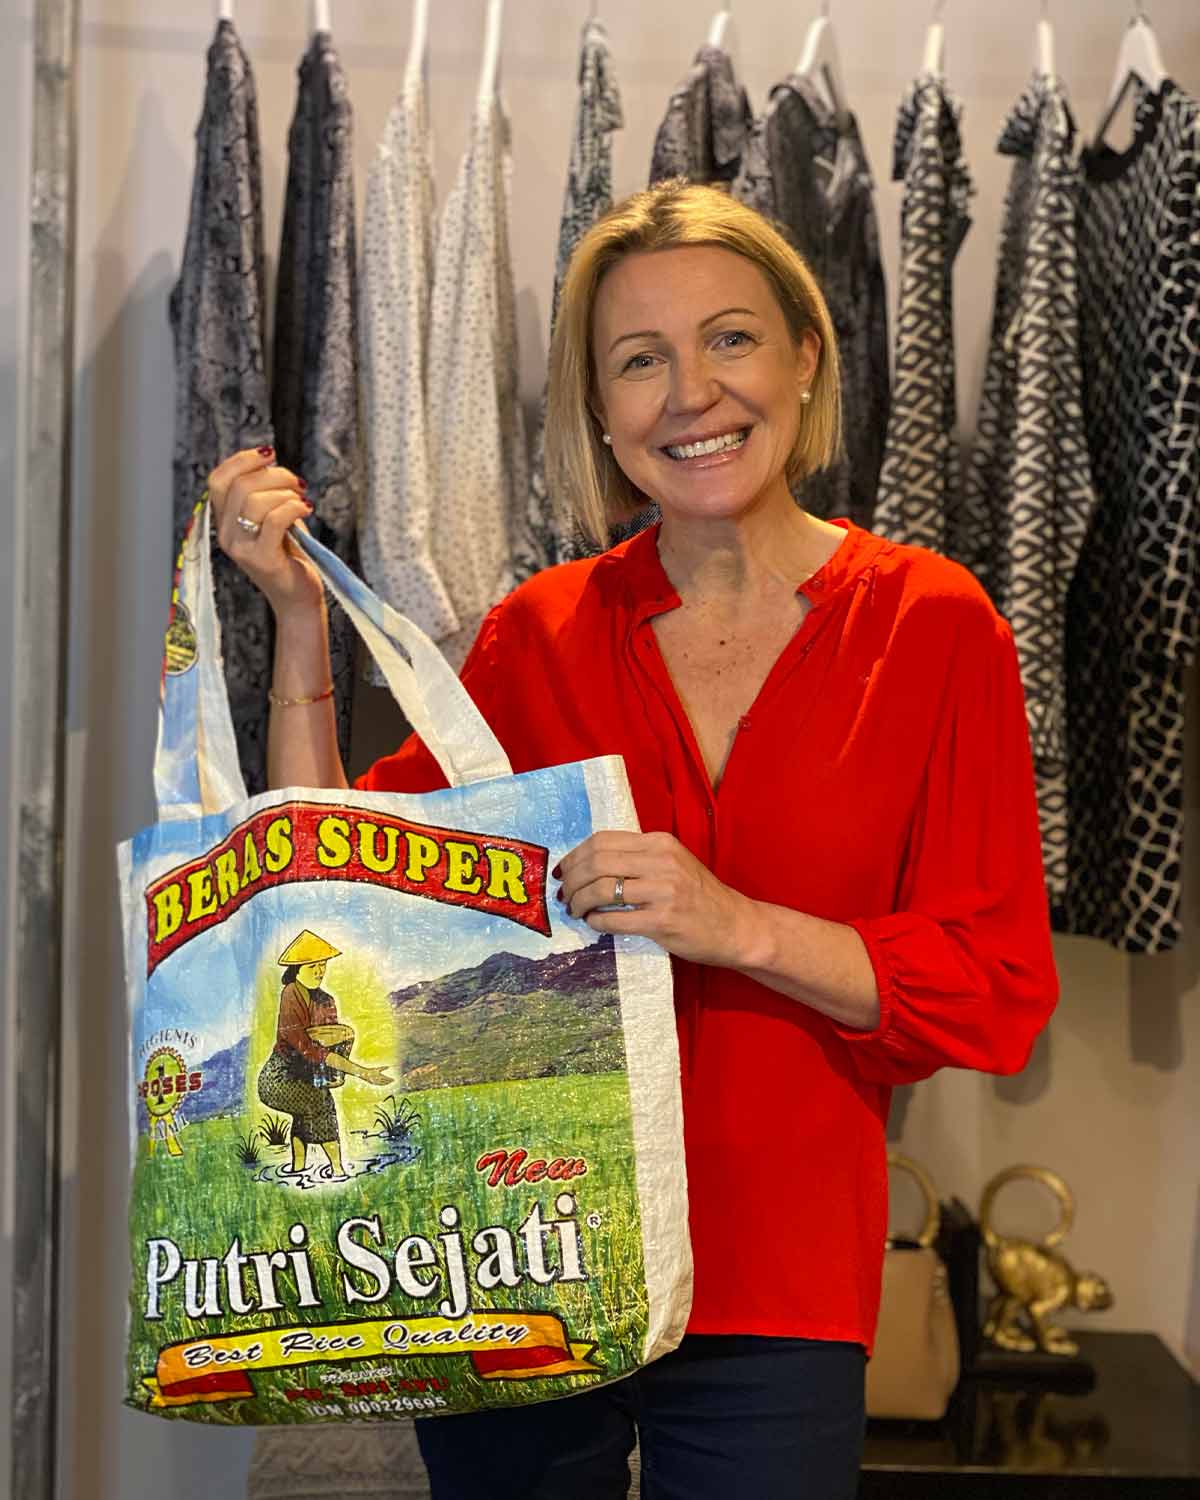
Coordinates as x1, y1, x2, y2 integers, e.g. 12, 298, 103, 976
602, 433, 613, 445
799, 391, 812, 406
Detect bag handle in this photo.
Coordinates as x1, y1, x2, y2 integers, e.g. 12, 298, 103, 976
154, 501, 512, 821
886, 1151, 942, 1249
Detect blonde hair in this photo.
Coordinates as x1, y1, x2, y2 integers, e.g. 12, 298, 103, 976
545, 180, 843, 548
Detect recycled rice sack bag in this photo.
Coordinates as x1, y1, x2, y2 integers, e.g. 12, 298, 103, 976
118, 502, 691, 1424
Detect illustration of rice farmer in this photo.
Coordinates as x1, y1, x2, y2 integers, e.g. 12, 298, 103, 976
256, 929, 393, 1179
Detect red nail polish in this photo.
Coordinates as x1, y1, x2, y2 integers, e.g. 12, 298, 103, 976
257, 445, 274, 457
551, 864, 562, 879
303, 501, 314, 512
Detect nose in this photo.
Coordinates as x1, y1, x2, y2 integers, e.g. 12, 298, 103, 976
666, 348, 721, 417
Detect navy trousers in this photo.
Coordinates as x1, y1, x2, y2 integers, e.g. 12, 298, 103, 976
415, 1334, 866, 1499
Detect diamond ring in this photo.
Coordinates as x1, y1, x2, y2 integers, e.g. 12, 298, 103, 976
236, 514, 263, 537
613, 876, 625, 904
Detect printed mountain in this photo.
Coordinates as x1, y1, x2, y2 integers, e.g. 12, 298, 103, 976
388, 934, 626, 1091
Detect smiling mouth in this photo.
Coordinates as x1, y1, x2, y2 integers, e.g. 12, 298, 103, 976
662, 428, 751, 461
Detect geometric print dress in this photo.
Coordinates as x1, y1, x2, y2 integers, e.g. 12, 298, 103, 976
1061, 81, 1200, 953
873, 74, 975, 554
961, 76, 1098, 914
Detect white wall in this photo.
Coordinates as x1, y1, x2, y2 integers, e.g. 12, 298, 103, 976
41, 3, 1200, 1499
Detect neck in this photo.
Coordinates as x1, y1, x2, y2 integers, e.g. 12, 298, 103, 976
656, 489, 840, 602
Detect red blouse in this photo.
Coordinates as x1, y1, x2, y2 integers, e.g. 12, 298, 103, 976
356, 519, 1059, 1352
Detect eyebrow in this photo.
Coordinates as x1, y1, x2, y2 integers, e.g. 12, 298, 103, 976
607, 307, 762, 355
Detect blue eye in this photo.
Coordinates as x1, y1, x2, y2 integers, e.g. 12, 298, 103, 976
716, 330, 753, 350
623, 353, 657, 372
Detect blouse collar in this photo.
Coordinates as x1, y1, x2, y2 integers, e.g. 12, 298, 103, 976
611, 515, 886, 628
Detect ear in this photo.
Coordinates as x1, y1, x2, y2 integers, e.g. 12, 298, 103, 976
796, 329, 821, 390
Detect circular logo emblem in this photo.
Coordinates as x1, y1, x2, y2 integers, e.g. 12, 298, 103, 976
142, 1046, 188, 1120
163, 603, 198, 676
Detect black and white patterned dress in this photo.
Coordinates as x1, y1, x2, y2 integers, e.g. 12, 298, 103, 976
514, 17, 624, 580
272, 30, 360, 769
1060, 81, 1200, 953
961, 76, 1098, 913
873, 75, 975, 553
732, 75, 890, 528
169, 19, 274, 794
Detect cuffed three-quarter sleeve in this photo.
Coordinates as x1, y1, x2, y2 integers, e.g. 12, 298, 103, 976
836, 609, 1059, 1085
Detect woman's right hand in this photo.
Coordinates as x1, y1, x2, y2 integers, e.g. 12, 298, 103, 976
207, 447, 324, 620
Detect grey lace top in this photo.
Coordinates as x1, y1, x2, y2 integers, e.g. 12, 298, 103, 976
271, 29, 361, 770
169, 18, 275, 794
732, 75, 890, 527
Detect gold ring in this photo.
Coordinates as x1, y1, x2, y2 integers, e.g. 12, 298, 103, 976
236, 514, 263, 537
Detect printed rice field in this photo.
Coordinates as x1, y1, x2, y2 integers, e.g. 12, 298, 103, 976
125, 1071, 648, 1425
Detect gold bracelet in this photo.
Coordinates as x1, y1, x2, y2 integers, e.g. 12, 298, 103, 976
268, 683, 335, 708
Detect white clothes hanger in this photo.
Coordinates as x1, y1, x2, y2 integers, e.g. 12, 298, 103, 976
477, 0, 504, 109
1035, 1, 1055, 79
922, 0, 946, 76
405, 0, 430, 88
1093, 9, 1168, 145
309, 0, 331, 36
707, 7, 732, 48
796, 3, 847, 116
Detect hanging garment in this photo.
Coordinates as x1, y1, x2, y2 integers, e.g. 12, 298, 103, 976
872, 76, 975, 553
358, 53, 459, 656
1060, 81, 1200, 953
732, 74, 890, 527
424, 77, 527, 670
649, 43, 752, 187
514, 15, 624, 582
272, 29, 360, 766
169, 18, 274, 794
960, 77, 1098, 915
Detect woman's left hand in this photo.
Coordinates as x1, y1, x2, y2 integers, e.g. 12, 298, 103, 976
556, 831, 758, 968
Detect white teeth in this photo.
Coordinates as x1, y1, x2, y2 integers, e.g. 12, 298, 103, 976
665, 429, 748, 461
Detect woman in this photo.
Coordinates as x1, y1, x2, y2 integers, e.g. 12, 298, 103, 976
209, 182, 1057, 1498
256, 929, 392, 1180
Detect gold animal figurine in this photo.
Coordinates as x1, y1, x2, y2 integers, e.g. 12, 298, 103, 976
979, 1166, 1113, 1357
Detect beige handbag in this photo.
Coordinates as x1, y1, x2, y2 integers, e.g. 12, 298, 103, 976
865, 1152, 961, 1421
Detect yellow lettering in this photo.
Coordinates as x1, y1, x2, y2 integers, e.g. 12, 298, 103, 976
186, 867, 217, 921
403, 832, 440, 884
358, 822, 401, 875
484, 849, 529, 905
444, 840, 483, 895
317, 816, 352, 870
264, 815, 294, 874
213, 849, 240, 905
152, 884, 185, 943
240, 833, 262, 889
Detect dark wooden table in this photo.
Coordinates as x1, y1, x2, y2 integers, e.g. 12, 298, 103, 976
858, 1331, 1200, 1497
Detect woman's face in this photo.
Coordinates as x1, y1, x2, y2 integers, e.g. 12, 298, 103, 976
298, 960, 327, 987
591, 246, 820, 527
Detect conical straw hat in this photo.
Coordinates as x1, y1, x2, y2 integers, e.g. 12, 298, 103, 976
277, 930, 342, 965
